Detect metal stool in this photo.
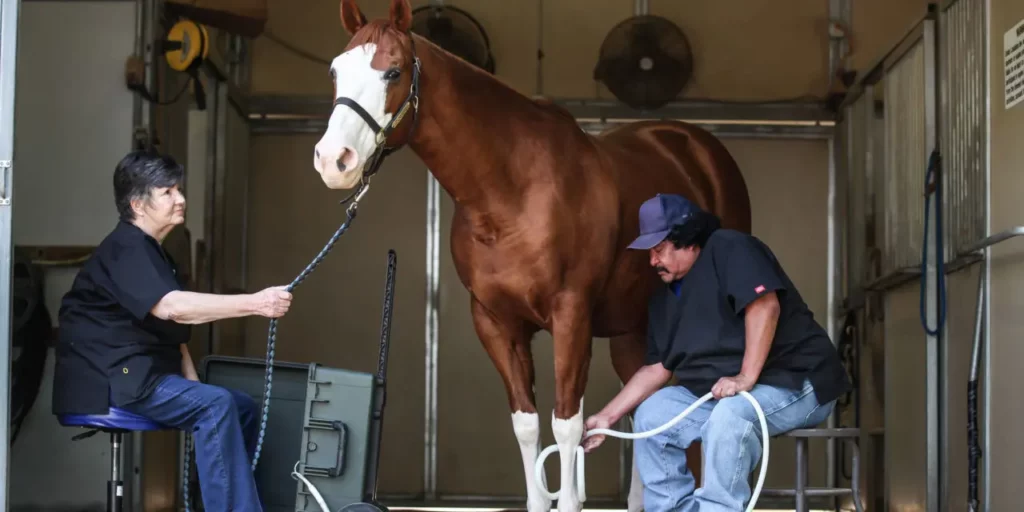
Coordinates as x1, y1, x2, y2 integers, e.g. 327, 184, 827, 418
759, 427, 864, 512
57, 407, 167, 512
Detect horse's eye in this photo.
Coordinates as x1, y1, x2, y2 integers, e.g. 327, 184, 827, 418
383, 68, 401, 82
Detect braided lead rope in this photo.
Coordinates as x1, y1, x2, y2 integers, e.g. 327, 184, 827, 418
182, 184, 370, 512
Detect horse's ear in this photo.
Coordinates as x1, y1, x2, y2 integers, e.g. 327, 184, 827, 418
389, 0, 412, 33
340, 0, 367, 35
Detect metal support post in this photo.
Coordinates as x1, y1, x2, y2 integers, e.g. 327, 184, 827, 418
922, 17, 940, 512
109, 433, 124, 512
0, 0, 19, 509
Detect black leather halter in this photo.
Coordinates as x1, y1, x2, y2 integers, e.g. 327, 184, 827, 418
332, 35, 421, 206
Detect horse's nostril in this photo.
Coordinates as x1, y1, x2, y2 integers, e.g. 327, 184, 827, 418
337, 156, 346, 171
315, 148, 320, 159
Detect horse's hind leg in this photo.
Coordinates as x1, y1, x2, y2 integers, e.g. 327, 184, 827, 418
551, 294, 594, 512
469, 298, 549, 512
610, 332, 704, 511
610, 333, 648, 512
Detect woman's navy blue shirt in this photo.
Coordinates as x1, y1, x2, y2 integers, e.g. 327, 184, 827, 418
52, 221, 190, 416
645, 229, 850, 405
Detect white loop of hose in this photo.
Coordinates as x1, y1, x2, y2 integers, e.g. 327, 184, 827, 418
533, 390, 770, 512
291, 461, 331, 512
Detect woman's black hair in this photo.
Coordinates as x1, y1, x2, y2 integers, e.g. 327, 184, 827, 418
113, 149, 184, 221
665, 210, 722, 249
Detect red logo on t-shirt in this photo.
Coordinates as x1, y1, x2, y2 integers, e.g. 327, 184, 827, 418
754, 285, 766, 294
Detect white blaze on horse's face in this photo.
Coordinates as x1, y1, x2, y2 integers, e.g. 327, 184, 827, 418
313, 43, 392, 190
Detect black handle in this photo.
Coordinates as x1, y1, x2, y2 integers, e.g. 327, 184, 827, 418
304, 419, 347, 478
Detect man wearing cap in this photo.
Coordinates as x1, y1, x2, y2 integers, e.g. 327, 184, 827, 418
583, 193, 850, 512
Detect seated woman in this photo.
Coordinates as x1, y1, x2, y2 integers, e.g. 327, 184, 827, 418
52, 149, 292, 512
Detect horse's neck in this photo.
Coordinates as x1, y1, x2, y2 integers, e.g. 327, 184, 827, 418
408, 43, 539, 210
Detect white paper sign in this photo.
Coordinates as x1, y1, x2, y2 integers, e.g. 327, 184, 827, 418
1005, 18, 1024, 109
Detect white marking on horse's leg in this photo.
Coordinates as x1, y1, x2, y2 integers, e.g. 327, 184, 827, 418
551, 398, 584, 512
512, 411, 551, 512
626, 416, 645, 512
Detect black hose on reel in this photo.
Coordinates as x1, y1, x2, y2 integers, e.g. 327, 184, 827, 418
10, 249, 50, 445
835, 308, 860, 486
967, 259, 985, 512
967, 376, 980, 512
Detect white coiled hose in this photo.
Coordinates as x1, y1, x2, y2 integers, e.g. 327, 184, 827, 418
533, 390, 769, 512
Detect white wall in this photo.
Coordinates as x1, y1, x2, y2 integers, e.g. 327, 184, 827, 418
9, 2, 139, 509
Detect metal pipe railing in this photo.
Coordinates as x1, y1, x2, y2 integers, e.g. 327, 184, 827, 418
963, 225, 1024, 254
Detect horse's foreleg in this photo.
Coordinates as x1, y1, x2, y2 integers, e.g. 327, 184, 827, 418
551, 294, 594, 512
470, 298, 548, 512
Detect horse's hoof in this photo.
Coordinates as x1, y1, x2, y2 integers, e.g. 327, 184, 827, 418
527, 498, 552, 512
338, 503, 386, 512
556, 499, 582, 512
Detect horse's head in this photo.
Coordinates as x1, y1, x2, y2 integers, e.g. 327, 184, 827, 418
313, 0, 419, 190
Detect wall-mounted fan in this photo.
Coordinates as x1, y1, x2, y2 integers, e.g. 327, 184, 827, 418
593, 14, 693, 110
411, 4, 495, 74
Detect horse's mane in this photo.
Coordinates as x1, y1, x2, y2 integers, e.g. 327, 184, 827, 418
349, 19, 581, 133
531, 97, 580, 124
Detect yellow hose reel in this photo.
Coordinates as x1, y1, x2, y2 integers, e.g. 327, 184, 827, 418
164, 19, 209, 73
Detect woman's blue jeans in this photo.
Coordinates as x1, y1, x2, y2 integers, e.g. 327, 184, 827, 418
121, 374, 262, 512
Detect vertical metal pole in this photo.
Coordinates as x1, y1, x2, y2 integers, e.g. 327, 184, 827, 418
131, 2, 149, 506
795, 437, 808, 512
240, 112, 250, 294
424, 170, 440, 499
937, 12, 952, 511
937, 12, 949, 511
633, 0, 648, 16
982, 0, 992, 507
534, 0, 543, 97
110, 433, 124, 512
210, 79, 225, 353
922, 16, 940, 512
0, 0, 18, 509
827, 134, 838, 347
202, 77, 218, 355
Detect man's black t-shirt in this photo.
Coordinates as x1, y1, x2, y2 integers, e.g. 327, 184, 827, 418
52, 221, 190, 415
645, 229, 850, 405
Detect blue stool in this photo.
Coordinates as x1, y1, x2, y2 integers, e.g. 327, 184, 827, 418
58, 407, 168, 512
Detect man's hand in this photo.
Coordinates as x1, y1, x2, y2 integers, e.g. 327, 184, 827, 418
582, 414, 615, 453
711, 373, 756, 399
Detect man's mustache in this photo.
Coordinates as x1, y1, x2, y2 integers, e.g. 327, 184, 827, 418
654, 266, 668, 274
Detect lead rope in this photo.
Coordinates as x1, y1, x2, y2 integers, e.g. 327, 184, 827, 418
182, 183, 372, 512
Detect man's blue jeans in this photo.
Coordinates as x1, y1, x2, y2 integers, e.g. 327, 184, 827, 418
120, 374, 262, 512
633, 378, 835, 512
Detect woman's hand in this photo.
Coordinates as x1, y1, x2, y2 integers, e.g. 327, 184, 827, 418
253, 286, 293, 318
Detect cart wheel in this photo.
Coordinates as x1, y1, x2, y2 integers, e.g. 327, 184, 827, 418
338, 503, 386, 512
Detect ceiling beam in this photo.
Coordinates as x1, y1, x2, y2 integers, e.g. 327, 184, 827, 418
246, 95, 836, 136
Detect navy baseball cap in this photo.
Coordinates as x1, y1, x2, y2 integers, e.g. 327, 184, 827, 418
627, 193, 702, 250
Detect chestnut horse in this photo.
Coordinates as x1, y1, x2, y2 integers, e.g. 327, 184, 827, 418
312, 1, 752, 510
